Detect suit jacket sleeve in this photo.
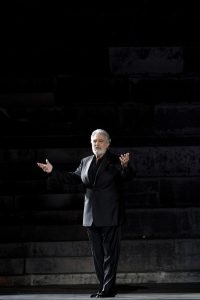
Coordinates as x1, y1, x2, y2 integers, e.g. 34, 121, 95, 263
46, 160, 84, 192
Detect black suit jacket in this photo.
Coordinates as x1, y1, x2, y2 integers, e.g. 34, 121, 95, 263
47, 150, 135, 227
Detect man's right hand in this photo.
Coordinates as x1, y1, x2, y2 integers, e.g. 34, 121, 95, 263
37, 159, 53, 173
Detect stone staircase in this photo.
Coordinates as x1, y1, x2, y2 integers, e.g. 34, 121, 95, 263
1, 4, 200, 287
1, 141, 200, 286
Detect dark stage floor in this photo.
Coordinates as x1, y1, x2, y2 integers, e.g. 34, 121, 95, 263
0, 284, 200, 300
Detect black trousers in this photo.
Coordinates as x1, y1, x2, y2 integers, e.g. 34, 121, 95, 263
86, 224, 121, 294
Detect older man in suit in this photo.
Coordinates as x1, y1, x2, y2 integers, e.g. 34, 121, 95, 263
37, 129, 135, 298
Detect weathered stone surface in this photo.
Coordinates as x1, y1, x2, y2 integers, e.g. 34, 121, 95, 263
109, 47, 183, 75
120, 239, 200, 272
56, 75, 130, 102
36, 148, 91, 165
0, 179, 46, 195
29, 239, 200, 271
1, 239, 200, 273
155, 104, 200, 135
125, 191, 160, 208
0, 241, 91, 259
126, 177, 200, 208
2, 145, 200, 177
129, 76, 200, 103
0, 196, 14, 210
23, 239, 200, 274
14, 193, 84, 210
125, 178, 159, 206
10, 239, 200, 274
1, 271, 200, 286
0, 149, 36, 164
0, 93, 54, 107
26, 257, 94, 274
175, 239, 200, 270
0, 259, 24, 275
24, 241, 91, 257
1, 239, 200, 284
0, 226, 24, 243
0, 75, 56, 93
2, 207, 200, 238
0, 4, 200, 288
124, 208, 200, 239
160, 178, 200, 207
18, 210, 83, 225
21, 225, 87, 242
125, 146, 200, 177
0, 225, 88, 243
35, 146, 200, 177
0, 244, 24, 258
117, 103, 154, 135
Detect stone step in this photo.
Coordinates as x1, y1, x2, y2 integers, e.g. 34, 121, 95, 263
0, 177, 200, 211
0, 179, 47, 195
2, 147, 200, 201
125, 178, 200, 208
0, 148, 91, 165
109, 47, 183, 75
3, 100, 200, 138
128, 75, 200, 104
0, 164, 44, 180
124, 208, 200, 239
1, 176, 200, 208
0, 239, 200, 274
155, 103, 200, 136
2, 115, 200, 146
33, 145, 200, 177
0, 241, 91, 258
0, 118, 72, 138
0, 179, 84, 195
0, 208, 200, 240
2, 145, 200, 176
0, 75, 56, 93
0, 225, 87, 243
109, 46, 200, 77
56, 75, 129, 103
30, 145, 200, 176
7, 106, 65, 125
13, 194, 84, 211
0, 210, 83, 225
2, 134, 200, 149
55, 73, 200, 105
0, 93, 54, 107
0, 103, 124, 137
0, 238, 198, 259
2, 75, 200, 108
3, 73, 200, 106
4, 72, 200, 107
1, 271, 200, 286
2, 174, 200, 210
4, 45, 107, 75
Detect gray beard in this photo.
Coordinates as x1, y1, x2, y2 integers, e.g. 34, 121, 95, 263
93, 149, 107, 157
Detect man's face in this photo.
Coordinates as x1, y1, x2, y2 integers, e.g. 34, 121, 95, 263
91, 133, 110, 157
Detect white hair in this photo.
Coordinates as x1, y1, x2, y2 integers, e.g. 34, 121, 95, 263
91, 129, 111, 144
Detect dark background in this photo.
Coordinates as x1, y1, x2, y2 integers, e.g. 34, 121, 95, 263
0, 1, 200, 287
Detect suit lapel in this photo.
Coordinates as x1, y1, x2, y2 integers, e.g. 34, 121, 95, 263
83, 155, 94, 185
83, 151, 111, 186
93, 153, 109, 185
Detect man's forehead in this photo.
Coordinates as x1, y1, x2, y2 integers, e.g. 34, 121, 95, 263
92, 133, 106, 140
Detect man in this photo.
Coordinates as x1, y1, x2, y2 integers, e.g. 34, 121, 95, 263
37, 129, 135, 298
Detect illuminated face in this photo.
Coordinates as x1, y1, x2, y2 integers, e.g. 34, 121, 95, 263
91, 133, 110, 158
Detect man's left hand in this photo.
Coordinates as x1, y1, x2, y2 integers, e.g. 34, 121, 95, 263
119, 153, 130, 167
